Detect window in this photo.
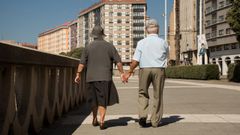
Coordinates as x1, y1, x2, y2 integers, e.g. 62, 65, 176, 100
117, 34, 121, 38
212, 31, 217, 38
206, 33, 211, 39
117, 12, 122, 16
219, 29, 224, 36
117, 5, 121, 9
219, 1, 224, 8
210, 47, 216, 52
206, 7, 212, 13
118, 26, 122, 30
117, 19, 122, 24
206, 20, 211, 26
224, 45, 230, 50
126, 41, 130, 45
109, 19, 113, 24
216, 46, 222, 51
109, 26, 113, 30
117, 48, 121, 52
231, 44, 237, 49
109, 12, 113, 16
226, 28, 231, 34
219, 15, 224, 22
226, 0, 231, 5
117, 41, 121, 45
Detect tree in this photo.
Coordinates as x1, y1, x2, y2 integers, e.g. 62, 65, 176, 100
59, 47, 85, 59
226, 0, 240, 43
175, 0, 181, 65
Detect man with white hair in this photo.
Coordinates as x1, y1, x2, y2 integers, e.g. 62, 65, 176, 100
124, 19, 169, 127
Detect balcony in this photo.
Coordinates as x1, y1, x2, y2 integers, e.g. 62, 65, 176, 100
205, 19, 226, 28
133, 8, 144, 12
205, 4, 232, 15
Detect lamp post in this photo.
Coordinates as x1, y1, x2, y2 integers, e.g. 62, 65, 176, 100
165, 0, 168, 41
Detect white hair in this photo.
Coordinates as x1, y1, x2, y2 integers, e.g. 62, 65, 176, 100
146, 19, 159, 34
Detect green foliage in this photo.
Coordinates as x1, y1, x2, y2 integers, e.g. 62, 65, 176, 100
166, 64, 220, 80
228, 63, 240, 82
226, 0, 240, 43
59, 47, 84, 59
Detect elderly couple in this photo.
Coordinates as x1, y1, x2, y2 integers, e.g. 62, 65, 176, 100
75, 19, 169, 130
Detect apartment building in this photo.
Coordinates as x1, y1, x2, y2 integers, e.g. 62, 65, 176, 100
38, 22, 71, 54
205, 0, 240, 75
78, 0, 147, 64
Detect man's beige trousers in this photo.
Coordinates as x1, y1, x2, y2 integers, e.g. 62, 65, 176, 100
138, 68, 165, 126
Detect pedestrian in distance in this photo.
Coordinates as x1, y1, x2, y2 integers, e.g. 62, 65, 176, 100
75, 25, 126, 130
124, 19, 169, 128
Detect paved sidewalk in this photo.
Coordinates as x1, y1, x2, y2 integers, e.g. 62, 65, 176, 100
40, 78, 240, 135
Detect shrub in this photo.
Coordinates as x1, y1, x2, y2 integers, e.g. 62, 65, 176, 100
228, 63, 240, 82
59, 47, 84, 59
166, 64, 220, 80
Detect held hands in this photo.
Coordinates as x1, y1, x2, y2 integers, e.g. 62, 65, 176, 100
121, 72, 132, 84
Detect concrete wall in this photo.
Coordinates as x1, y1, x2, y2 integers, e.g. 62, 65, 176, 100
0, 43, 87, 135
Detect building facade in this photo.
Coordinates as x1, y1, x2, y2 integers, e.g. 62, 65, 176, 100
170, 0, 204, 65
205, 0, 240, 75
168, 0, 176, 63
38, 22, 71, 54
69, 20, 78, 50
179, 0, 201, 65
78, 0, 147, 64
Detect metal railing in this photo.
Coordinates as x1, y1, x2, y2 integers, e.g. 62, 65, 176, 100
0, 43, 86, 135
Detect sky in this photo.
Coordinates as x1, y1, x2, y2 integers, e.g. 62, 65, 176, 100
0, 0, 173, 44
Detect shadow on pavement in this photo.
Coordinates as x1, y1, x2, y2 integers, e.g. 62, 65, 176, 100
159, 115, 184, 126
39, 102, 92, 135
104, 115, 184, 129
105, 117, 138, 128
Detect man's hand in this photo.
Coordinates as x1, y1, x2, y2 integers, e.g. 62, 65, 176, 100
74, 74, 81, 84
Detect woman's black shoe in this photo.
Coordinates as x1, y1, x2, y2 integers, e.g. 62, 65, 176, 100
92, 120, 99, 127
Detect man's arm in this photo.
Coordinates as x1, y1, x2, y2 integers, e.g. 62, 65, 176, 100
128, 60, 139, 74
75, 64, 85, 84
124, 60, 139, 80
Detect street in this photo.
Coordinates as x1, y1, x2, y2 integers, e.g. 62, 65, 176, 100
40, 77, 240, 135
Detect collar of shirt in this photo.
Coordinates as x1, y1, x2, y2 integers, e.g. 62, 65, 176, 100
147, 34, 158, 37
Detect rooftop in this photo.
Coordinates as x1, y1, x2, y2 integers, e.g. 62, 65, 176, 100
79, 0, 146, 16
38, 20, 76, 37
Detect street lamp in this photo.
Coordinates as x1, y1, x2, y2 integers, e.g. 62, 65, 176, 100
165, 0, 168, 41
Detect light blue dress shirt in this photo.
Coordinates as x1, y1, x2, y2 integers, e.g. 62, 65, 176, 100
133, 34, 169, 68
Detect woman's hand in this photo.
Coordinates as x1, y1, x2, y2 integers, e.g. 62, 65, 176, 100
75, 74, 81, 84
